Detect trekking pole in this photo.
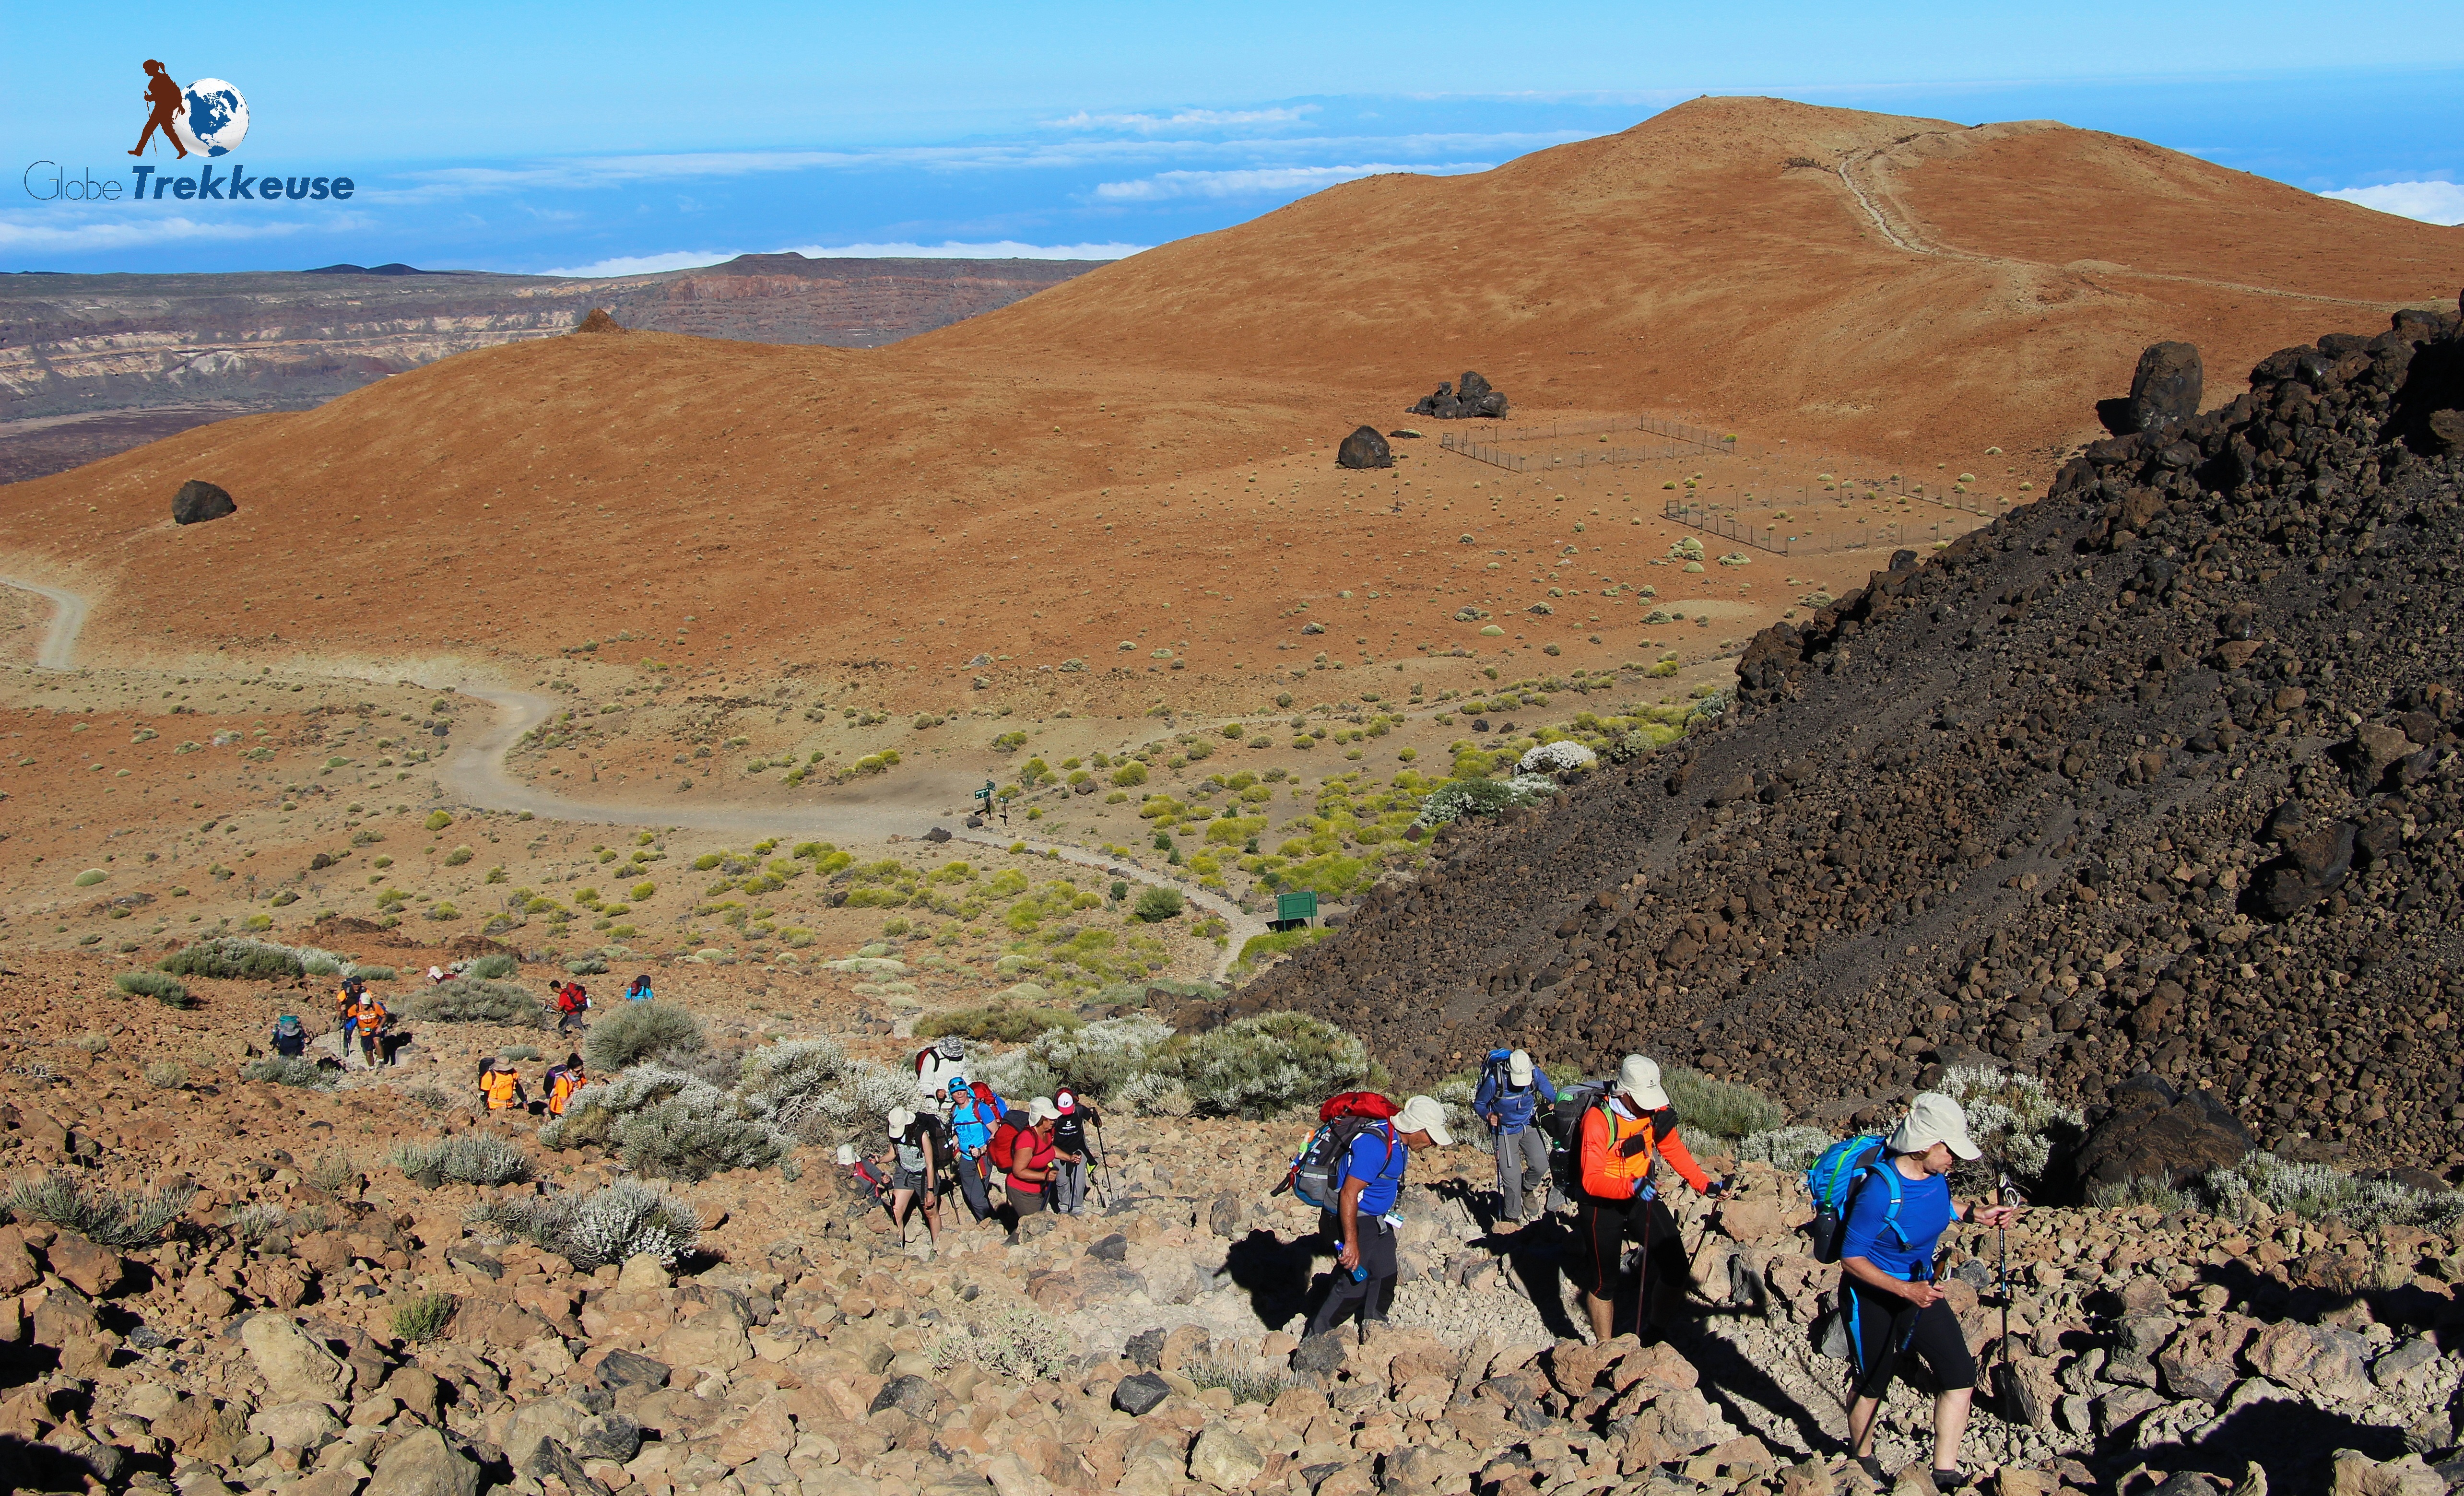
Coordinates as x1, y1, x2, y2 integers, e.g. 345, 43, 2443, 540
1088, 1115, 1114, 1210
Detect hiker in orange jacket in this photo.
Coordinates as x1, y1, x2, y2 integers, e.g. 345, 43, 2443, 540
544, 1053, 589, 1116
478, 1057, 526, 1112
1574, 1054, 1724, 1343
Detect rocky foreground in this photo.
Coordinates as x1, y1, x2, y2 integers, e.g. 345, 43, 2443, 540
1255, 297, 2464, 1178
2, 1050, 2461, 1496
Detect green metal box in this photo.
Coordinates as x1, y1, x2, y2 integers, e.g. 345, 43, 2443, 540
1275, 891, 1319, 924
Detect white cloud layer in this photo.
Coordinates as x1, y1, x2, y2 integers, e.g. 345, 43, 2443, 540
2320, 180, 2464, 226
1043, 106, 1315, 132
0, 213, 342, 251
540, 241, 1144, 277
1093, 161, 1489, 200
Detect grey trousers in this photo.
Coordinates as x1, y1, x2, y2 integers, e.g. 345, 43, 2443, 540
952, 1154, 995, 1222
1054, 1157, 1088, 1214
1494, 1126, 1553, 1221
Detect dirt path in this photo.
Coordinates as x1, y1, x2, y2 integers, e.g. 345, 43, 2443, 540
440, 686, 1268, 981
0, 575, 90, 670
1835, 141, 2423, 309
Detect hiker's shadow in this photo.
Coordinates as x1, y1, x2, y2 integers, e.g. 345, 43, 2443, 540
1222, 1228, 1321, 1334
2120, 1394, 2407, 1492
1491, 1217, 1585, 1342
1663, 1312, 1837, 1455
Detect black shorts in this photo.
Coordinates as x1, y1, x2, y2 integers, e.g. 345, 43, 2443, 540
1573, 1194, 1682, 1297
1845, 1277, 1976, 1400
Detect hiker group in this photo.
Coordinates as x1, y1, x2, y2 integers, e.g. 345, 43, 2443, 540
1277, 1046, 2021, 1489
849, 1037, 1108, 1252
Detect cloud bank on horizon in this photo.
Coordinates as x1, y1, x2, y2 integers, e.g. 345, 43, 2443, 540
2322, 180, 2464, 226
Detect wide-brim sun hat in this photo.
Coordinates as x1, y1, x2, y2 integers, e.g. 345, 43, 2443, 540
1616, 1054, 1670, 1110
1508, 1049, 1534, 1087
1395, 1095, 1454, 1147
1028, 1096, 1061, 1123
887, 1108, 917, 1135
1888, 1092, 1982, 1160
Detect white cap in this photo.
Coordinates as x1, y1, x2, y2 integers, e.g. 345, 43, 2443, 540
1508, 1050, 1534, 1087
1394, 1095, 1454, 1148
887, 1108, 917, 1134
836, 1143, 859, 1166
1028, 1096, 1061, 1123
1889, 1092, 1982, 1161
1617, 1055, 1669, 1111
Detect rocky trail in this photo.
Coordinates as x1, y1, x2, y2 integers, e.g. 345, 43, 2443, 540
0, 575, 91, 671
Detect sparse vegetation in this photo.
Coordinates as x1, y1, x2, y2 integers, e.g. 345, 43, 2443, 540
144, 1060, 189, 1090
7, 1172, 196, 1247
583, 1001, 705, 1073
390, 1292, 458, 1343
930, 1304, 1072, 1382
390, 1132, 531, 1188
408, 978, 543, 1027
161, 936, 304, 981
1133, 886, 1185, 922
114, 971, 187, 1002
242, 1056, 335, 1089
917, 1005, 1083, 1043
470, 1180, 701, 1268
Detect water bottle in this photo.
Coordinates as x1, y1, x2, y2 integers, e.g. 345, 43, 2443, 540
1349, 1263, 1368, 1283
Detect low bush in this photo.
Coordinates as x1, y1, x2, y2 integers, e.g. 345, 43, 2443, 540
1133, 886, 1185, 922
917, 1005, 1083, 1043
1185, 1356, 1296, 1405
242, 1056, 336, 1089
1020, 1015, 1176, 1101
2197, 1153, 2464, 1231
161, 937, 304, 981
1181, 1011, 1370, 1119
584, 1001, 705, 1072
541, 1064, 792, 1181
1662, 1067, 1783, 1143
1737, 1126, 1834, 1174
408, 978, 542, 1026
929, 1304, 1072, 1382
470, 1180, 701, 1268
390, 1292, 457, 1343
390, 1132, 531, 1187
306, 1151, 361, 1195
1415, 776, 1552, 826
735, 1039, 908, 1147
7, 1172, 196, 1247
114, 971, 187, 1002
1936, 1064, 2084, 1183
144, 1060, 189, 1090
354, 964, 400, 982
467, 953, 518, 979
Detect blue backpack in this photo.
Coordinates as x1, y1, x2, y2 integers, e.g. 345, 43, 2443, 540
1804, 1135, 1902, 1264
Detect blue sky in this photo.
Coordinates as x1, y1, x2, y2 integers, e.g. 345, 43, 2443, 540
5, 2, 2459, 276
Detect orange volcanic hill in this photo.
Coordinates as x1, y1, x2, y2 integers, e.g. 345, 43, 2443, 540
2, 96, 2457, 691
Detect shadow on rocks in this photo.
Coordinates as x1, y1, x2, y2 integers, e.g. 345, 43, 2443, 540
2116, 1395, 2407, 1494
1221, 1228, 1321, 1334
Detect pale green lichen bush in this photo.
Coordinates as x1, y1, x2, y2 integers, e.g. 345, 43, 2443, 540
472, 1180, 700, 1267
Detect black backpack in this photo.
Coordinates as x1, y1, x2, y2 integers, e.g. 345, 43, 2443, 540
1541, 1080, 1612, 1195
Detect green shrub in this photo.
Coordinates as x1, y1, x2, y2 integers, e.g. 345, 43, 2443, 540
1110, 762, 1148, 788
160, 937, 303, 981
144, 1060, 189, 1090
306, 1151, 361, 1195
470, 1180, 699, 1268
1233, 928, 1326, 972
390, 1292, 457, 1343
444, 846, 474, 867
353, 964, 399, 982
917, 1005, 1084, 1043
1662, 1067, 1783, 1141
1132, 886, 1185, 922
389, 1133, 531, 1188
467, 952, 518, 979
928, 1304, 1071, 1382
73, 870, 107, 887
114, 971, 187, 1002
407, 978, 542, 1026
7, 1171, 196, 1246
1181, 1012, 1369, 1119
424, 811, 454, 831
584, 1001, 705, 1072
1737, 1126, 1834, 1173
242, 1056, 336, 1089
736, 1038, 908, 1147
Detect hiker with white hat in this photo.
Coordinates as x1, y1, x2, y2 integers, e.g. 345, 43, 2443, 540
1305, 1095, 1451, 1344
885, 1107, 943, 1252
1840, 1092, 2022, 1491
1004, 1096, 1063, 1218
1573, 1054, 1724, 1343
1474, 1048, 1560, 1230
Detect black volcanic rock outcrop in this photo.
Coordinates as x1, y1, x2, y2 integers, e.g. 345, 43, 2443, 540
1254, 297, 2464, 1174
1410, 370, 1509, 419
170, 479, 236, 525
1336, 425, 1393, 469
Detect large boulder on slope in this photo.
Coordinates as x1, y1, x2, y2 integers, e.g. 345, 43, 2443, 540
1336, 425, 1393, 469
2071, 1073, 2255, 1191
171, 479, 236, 525
2123, 342, 2202, 434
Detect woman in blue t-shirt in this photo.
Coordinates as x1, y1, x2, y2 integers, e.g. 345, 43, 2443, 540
1839, 1093, 2021, 1491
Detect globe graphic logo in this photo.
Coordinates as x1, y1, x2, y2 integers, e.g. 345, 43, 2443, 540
174, 80, 249, 157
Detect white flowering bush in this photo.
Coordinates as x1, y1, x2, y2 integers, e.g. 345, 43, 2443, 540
1737, 1125, 1835, 1174
1519, 742, 1598, 776
539, 1062, 791, 1180
737, 1038, 906, 1146
1023, 1015, 1176, 1100
472, 1180, 700, 1267
390, 1132, 531, 1187
1181, 1012, 1371, 1119
2198, 1153, 2464, 1231
930, 1304, 1072, 1381
1115, 1072, 1192, 1117
1936, 1065, 2083, 1184
1416, 775, 1556, 826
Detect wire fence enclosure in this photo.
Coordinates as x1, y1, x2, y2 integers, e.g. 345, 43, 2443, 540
1662, 500, 1993, 556
1439, 413, 1733, 473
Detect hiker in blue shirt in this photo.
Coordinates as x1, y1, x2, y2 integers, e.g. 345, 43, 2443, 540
1473, 1048, 1560, 1229
1840, 1093, 2022, 1492
1306, 1095, 1452, 1344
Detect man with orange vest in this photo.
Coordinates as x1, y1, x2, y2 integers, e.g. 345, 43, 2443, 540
349, 992, 389, 1068
1575, 1054, 1723, 1343
479, 1057, 526, 1112
544, 1054, 590, 1117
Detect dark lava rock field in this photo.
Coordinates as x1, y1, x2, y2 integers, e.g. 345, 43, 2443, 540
1253, 298, 2464, 1181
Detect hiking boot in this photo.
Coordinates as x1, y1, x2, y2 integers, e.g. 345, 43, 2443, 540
1930, 1471, 1969, 1493
1357, 1320, 1387, 1346
1854, 1456, 1886, 1489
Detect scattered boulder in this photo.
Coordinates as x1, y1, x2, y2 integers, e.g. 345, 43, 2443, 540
365, 1428, 480, 1496
1188, 1425, 1266, 1491
2071, 1074, 2256, 1190
1335, 425, 1393, 469
1112, 1371, 1170, 1416
172, 479, 237, 526
1410, 370, 1509, 419
2122, 342, 2203, 434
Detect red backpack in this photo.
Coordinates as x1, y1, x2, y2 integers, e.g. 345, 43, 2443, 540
1318, 1091, 1399, 1123
556, 984, 588, 1014
988, 1115, 1028, 1173
1277, 1093, 1402, 1212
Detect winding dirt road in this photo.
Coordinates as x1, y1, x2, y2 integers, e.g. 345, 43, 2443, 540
0, 577, 1263, 979
0, 574, 90, 670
